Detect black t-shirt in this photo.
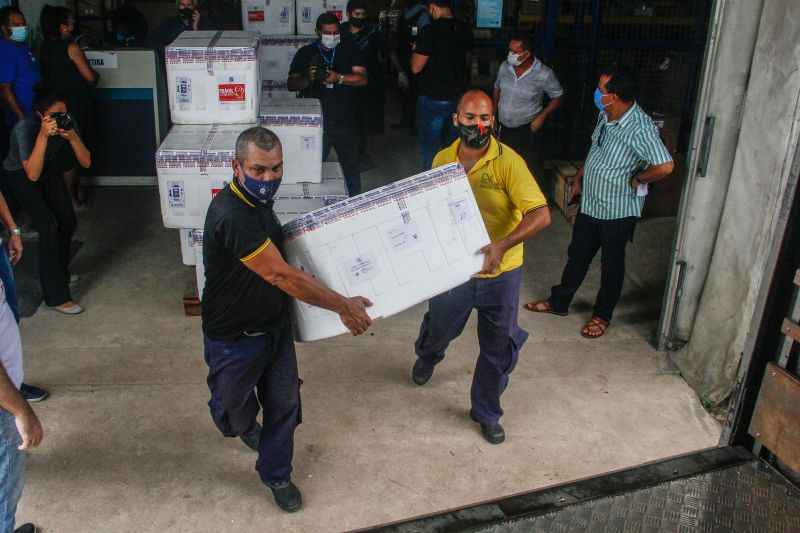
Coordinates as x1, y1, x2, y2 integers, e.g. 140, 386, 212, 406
415, 17, 473, 101
341, 23, 388, 88
202, 180, 290, 340
289, 39, 365, 124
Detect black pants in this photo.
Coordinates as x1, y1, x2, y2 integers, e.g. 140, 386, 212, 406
548, 212, 636, 322
498, 122, 543, 181
6, 168, 76, 306
323, 122, 361, 196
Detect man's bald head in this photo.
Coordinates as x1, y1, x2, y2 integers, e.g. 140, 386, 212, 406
456, 89, 494, 114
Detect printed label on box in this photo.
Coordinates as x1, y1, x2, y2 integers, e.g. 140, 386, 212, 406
248, 7, 265, 22
167, 181, 185, 208
265, 59, 279, 70
176, 77, 192, 104
448, 196, 473, 223
387, 220, 422, 252
280, 6, 290, 22
328, 9, 342, 20
300, 136, 316, 151
301, 6, 312, 21
218, 75, 246, 106
341, 251, 380, 286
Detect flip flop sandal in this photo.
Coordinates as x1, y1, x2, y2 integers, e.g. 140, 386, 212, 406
581, 317, 609, 339
523, 300, 568, 316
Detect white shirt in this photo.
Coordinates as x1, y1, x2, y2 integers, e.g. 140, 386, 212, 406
0, 279, 23, 389
494, 58, 564, 128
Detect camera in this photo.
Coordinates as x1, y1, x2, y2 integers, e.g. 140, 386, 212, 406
50, 112, 74, 131
310, 54, 331, 84
178, 8, 195, 22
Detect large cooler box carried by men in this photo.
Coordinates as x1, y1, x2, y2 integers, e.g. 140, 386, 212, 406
258, 96, 323, 183
273, 162, 347, 224
166, 31, 261, 125
242, 0, 295, 35
259, 35, 316, 83
282, 163, 491, 341
156, 124, 250, 228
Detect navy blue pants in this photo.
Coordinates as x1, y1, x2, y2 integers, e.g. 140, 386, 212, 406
415, 267, 529, 425
548, 212, 636, 321
203, 323, 301, 485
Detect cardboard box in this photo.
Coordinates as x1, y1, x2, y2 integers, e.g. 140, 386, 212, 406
282, 162, 491, 341
258, 96, 323, 183
296, 0, 326, 34
642, 154, 686, 218
179, 228, 197, 265
650, 112, 680, 153
242, 0, 295, 35
259, 35, 316, 83
274, 162, 347, 223
156, 123, 250, 229
193, 230, 206, 299
166, 31, 261, 125
552, 160, 581, 224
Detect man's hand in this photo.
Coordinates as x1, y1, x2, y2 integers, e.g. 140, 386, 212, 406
58, 128, 80, 142
191, 9, 201, 30
337, 296, 373, 335
569, 179, 582, 202
478, 242, 508, 275
7, 234, 22, 265
324, 69, 340, 85
397, 71, 409, 89
39, 117, 58, 139
306, 64, 317, 81
530, 113, 546, 134
15, 407, 43, 451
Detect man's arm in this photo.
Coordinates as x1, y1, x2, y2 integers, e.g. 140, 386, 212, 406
243, 242, 373, 335
324, 65, 367, 87
530, 94, 563, 133
0, 83, 25, 123
67, 43, 100, 87
0, 365, 43, 451
0, 192, 22, 264
287, 71, 312, 92
478, 207, 551, 274
631, 161, 674, 188
410, 52, 428, 74
492, 87, 500, 119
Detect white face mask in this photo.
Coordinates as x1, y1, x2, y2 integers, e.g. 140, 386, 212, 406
320, 33, 340, 49
507, 50, 526, 67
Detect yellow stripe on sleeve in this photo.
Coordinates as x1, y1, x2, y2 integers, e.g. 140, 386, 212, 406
240, 238, 271, 263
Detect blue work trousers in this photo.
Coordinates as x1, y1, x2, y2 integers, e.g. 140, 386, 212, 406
415, 267, 529, 425
0, 407, 25, 532
203, 323, 301, 485
416, 96, 458, 170
0, 248, 18, 322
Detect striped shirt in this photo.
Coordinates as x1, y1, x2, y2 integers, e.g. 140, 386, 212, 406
581, 104, 672, 219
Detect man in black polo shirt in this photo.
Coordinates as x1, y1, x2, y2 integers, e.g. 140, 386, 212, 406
410, 0, 472, 170
288, 13, 367, 195
202, 127, 373, 513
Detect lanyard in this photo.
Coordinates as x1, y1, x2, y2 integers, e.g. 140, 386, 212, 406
316, 42, 336, 68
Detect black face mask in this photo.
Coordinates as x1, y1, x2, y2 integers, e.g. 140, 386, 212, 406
456, 122, 493, 148
349, 17, 366, 28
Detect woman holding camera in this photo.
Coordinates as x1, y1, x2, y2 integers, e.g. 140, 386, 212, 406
1, 88, 89, 314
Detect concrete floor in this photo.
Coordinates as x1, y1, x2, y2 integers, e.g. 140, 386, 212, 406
14, 121, 720, 532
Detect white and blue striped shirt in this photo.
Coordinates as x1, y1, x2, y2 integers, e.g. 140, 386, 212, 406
581, 104, 672, 219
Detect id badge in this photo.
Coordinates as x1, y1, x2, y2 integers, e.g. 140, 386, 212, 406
326, 83, 334, 89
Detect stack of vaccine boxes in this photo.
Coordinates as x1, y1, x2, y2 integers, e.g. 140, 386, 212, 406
158, 30, 345, 299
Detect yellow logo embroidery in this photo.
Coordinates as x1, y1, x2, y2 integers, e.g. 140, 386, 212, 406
479, 172, 502, 190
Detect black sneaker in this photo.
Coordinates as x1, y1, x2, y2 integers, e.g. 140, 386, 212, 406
239, 422, 261, 452
14, 523, 39, 533
470, 412, 505, 444
411, 359, 434, 386
263, 480, 302, 512
20, 383, 48, 402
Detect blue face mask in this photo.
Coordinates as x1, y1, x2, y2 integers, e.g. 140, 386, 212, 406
594, 88, 609, 111
9, 26, 28, 42
238, 168, 281, 203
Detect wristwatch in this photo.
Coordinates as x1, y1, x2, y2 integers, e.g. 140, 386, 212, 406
338, 74, 345, 85
9, 227, 20, 236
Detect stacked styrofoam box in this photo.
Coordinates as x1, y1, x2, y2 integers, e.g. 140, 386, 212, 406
242, 0, 295, 35
166, 31, 262, 125
296, 0, 326, 34
258, 96, 323, 183
179, 228, 197, 265
282, 162, 491, 341
258, 35, 316, 98
193, 230, 206, 298
323, 0, 348, 22
274, 162, 347, 224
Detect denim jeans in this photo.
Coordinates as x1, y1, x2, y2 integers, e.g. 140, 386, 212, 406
416, 96, 458, 170
414, 268, 529, 424
204, 322, 301, 485
0, 407, 26, 532
0, 248, 18, 322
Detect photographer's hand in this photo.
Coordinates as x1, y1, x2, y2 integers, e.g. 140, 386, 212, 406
39, 117, 58, 139
192, 10, 200, 30
57, 128, 79, 141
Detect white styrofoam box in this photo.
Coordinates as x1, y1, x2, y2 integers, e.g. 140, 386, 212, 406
259, 35, 316, 83
258, 96, 323, 183
156, 124, 250, 229
282, 162, 491, 341
296, 0, 325, 34
242, 0, 294, 35
262, 80, 297, 100
179, 228, 197, 265
166, 31, 261, 125
193, 230, 206, 299
323, 0, 347, 22
274, 162, 346, 223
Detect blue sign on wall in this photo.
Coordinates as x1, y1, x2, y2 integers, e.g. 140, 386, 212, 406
476, 0, 503, 28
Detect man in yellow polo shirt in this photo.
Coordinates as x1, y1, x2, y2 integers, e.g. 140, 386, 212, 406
412, 89, 551, 444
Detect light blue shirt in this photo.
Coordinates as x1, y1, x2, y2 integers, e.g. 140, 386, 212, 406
494, 58, 563, 128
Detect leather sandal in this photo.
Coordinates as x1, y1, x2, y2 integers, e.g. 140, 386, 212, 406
581, 317, 609, 339
523, 299, 568, 316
